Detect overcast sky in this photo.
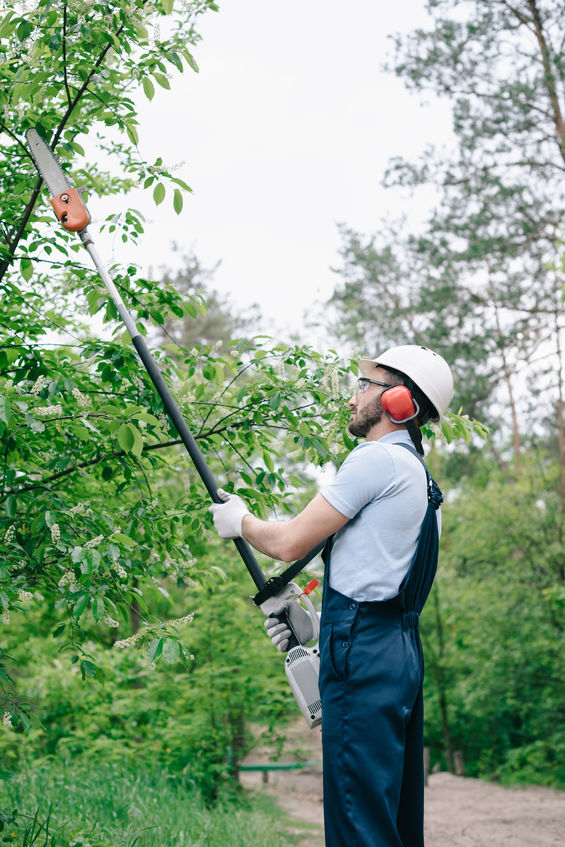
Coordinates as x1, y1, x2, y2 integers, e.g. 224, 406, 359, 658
94, 0, 453, 339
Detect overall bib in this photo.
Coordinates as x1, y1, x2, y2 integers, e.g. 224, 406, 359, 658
319, 443, 442, 847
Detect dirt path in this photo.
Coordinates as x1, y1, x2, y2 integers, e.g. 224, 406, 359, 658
240, 723, 565, 847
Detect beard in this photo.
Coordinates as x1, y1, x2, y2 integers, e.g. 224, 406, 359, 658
348, 396, 384, 438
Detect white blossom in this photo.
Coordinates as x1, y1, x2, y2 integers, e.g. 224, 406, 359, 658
35, 405, 63, 418
17, 589, 33, 602
103, 614, 119, 628
30, 374, 47, 395
4, 525, 15, 544
112, 562, 128, 579
168, 612, 195, 627
50, 524, 61, 544
72, 387, 89, 407
85, 535, 104, 549
58, 570, 76, 588
330, 366, 340, 398
114, 631, 143, 649
68, 503, 85, 516
3, 712, 13, 729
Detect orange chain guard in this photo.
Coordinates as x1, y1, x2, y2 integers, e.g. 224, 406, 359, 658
50, 188, 90, 232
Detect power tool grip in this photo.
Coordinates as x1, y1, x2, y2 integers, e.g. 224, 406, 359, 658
268, 609, 299, 650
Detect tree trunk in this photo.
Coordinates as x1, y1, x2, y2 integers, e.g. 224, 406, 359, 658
431, 587, 455, 773
527, 0, 565, 165
489, 272, 521, 472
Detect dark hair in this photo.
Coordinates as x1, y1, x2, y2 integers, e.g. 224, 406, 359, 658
380, 367, 438, 457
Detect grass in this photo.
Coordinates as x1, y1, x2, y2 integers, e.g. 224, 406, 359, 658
0, 761, 297, 847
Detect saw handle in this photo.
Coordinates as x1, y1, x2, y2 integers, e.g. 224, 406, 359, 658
51, 188, 90, 232
268, 611, 299, 650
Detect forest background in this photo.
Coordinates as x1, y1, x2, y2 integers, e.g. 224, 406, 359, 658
0, 0, 564, 845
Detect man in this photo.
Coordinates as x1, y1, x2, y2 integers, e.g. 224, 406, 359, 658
209, 345, 454, 847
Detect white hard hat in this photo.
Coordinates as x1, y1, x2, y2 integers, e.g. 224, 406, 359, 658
359, 345, 454, 419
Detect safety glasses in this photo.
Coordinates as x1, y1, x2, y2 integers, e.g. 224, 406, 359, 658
355, 377, 394, 395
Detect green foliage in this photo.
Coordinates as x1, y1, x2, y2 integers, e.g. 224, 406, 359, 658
0, 760, 295, 846
421, 450, 565, 788
0, 0, 356, 729
0, 551, 300, 802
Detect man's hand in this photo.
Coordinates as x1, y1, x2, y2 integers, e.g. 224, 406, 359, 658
264, 599, 318, 652
209, 488, 250, 538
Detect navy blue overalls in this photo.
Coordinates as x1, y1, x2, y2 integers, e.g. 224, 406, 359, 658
318, 443, 443, 847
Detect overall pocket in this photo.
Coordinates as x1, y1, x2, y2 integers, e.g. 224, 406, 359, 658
326, 620, 354, 683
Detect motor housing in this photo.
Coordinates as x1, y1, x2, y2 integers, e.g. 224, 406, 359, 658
285, 644, 322, 728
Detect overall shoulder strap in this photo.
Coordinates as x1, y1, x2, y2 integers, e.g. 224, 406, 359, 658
393, 442, 443, 509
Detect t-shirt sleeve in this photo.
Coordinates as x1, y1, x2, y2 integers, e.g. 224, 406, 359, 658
320, 444, 395, 520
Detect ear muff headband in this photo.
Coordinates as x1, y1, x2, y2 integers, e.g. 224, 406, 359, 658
381, 385, 420, 425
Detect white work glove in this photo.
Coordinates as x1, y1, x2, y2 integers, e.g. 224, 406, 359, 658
265, 599, 318, 652
208, 488, 250, 538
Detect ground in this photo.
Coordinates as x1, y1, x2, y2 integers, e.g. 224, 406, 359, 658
240, 722, 565, 847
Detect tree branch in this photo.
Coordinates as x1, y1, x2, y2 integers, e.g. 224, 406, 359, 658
3, 438, 183, 497
527, 0, 565, 165
0, 2, 143, 284
62, 1, 72, 107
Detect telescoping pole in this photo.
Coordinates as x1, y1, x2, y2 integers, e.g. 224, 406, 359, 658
78, 231, 268, 591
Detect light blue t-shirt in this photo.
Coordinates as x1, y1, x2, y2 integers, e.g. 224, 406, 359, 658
320, 431, 436, 602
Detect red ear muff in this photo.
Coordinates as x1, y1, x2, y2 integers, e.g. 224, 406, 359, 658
381, 386, 419, 424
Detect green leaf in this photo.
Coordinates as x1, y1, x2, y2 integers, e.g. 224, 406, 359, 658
135, 23, 149, 40
171, 177, 193, 192
0, 396, 12, 427
5, 495, 16, 519
80, 659, 98, 679
153, 183, 166, 205
142, 77, 155, 101
135, 411, 161, 426
0, 11, 16, 39
16, 20, 34, 41
20, 258, 33, 282
92, 596, 105, 621
148, 638, 164, 661
117, 422, 135, 452
153, 72, 170, 90
124, 121, 139, 145
73, 594, 89, 620
162, 0, 174, 13
173, 188, 183, 214
127, 422, 144, 457
112, 532, 135, 548
269, 391, 281, 410
162, 638, 180, 664
184, 50, 199, 73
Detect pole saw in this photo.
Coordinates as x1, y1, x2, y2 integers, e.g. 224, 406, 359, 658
25, 127, 323, 728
